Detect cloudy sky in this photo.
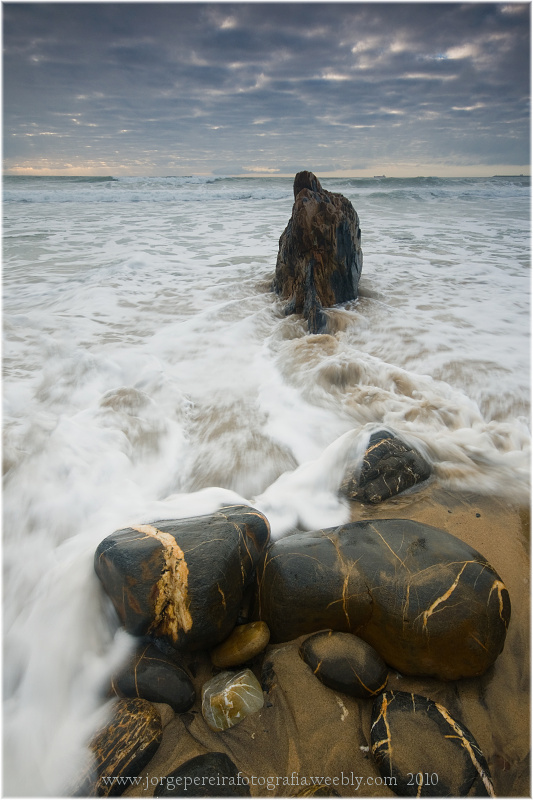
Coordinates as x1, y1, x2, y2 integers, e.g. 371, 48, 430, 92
3, 2, 530, 176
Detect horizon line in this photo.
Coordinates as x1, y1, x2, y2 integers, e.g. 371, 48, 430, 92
3, 171, 531, 179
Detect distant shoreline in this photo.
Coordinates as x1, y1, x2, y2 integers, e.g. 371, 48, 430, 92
3, 173, 531, 180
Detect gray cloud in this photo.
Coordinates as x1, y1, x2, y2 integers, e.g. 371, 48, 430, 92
3, 2, 530, 175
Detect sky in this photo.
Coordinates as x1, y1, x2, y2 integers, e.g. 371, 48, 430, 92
3, 2, 531, 177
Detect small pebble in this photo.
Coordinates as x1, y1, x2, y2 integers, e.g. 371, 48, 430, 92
211, 621, 270, 669
202, 668, 264, 732
300, 630, 388, 699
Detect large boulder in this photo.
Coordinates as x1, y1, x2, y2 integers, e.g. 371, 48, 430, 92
257, 519, 510, 680
273, 171, 363, 333
95, 505, 270, 650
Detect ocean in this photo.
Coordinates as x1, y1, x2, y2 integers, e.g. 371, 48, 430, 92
3, 174, 530, 794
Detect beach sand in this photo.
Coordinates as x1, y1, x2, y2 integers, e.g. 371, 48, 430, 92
125, 489, 529, 797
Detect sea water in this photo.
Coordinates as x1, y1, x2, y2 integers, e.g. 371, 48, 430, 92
3, 174, 530, 794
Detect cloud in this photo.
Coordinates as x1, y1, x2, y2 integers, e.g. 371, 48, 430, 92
242, 165, 281, 173
3, 3, 530, 175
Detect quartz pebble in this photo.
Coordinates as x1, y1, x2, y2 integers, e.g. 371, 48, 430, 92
202, 668, 264, 732
211, 621, 270, 669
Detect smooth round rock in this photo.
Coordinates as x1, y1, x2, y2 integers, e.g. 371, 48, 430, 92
154, 752, 250, 797
112, 643, 195, 713
94, 505, 270, 650
299, 630, 388, 698
202, 668, 264, 732
211, 621, 270, 668
371, 690, 494, 797
89, 698, 162, 796
258, 518, 510, 680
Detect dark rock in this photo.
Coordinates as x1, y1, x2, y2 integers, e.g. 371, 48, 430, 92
94, 505, 270, 650
370, 690, 494, 796
341, 430, 432, 503
154, 752, 250, 797
211, 621, 270, 668
111, 643, 195, 713
89, 698, 162, 796
235, 583, 255, 626
257, 518, 510, 680
273, 171, 363, 333
299, 630, 388, 699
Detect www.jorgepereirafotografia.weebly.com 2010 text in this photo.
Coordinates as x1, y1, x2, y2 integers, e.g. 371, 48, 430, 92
99, 771, 400, 792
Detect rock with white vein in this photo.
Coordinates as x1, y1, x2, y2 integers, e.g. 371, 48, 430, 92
370, 690, 495, 797
94, 505, 270, 650
202, 668, 264, 732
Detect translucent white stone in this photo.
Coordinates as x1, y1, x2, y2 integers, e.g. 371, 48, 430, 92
201, 668, 264, 732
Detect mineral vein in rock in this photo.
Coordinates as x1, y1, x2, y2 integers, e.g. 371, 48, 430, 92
371, 693, 393, 770
369, 524, 408, 570
436, 702, 496, 797
422, 562, 468, 629
132, 524, 192, 641
488, 579, 509, 627
353, 669, 388, 697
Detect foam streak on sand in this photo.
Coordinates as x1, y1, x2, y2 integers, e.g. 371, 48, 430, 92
2, 174, 530, 794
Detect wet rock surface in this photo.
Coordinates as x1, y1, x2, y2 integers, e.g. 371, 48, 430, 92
370, 690, 495, 797
274, 171, 363, 333
202, 668, 264, 732
299, 630, 388, 699
211, 621, 271, 669
154, 752, 250, 797
111, 643, 195, 713
258, 518, 510, 680
341, 430, 432, 504
88, 698, 162, 796
94, 505, 270, 650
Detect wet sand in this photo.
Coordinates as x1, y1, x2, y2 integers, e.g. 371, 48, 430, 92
125, 489, 529, 797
